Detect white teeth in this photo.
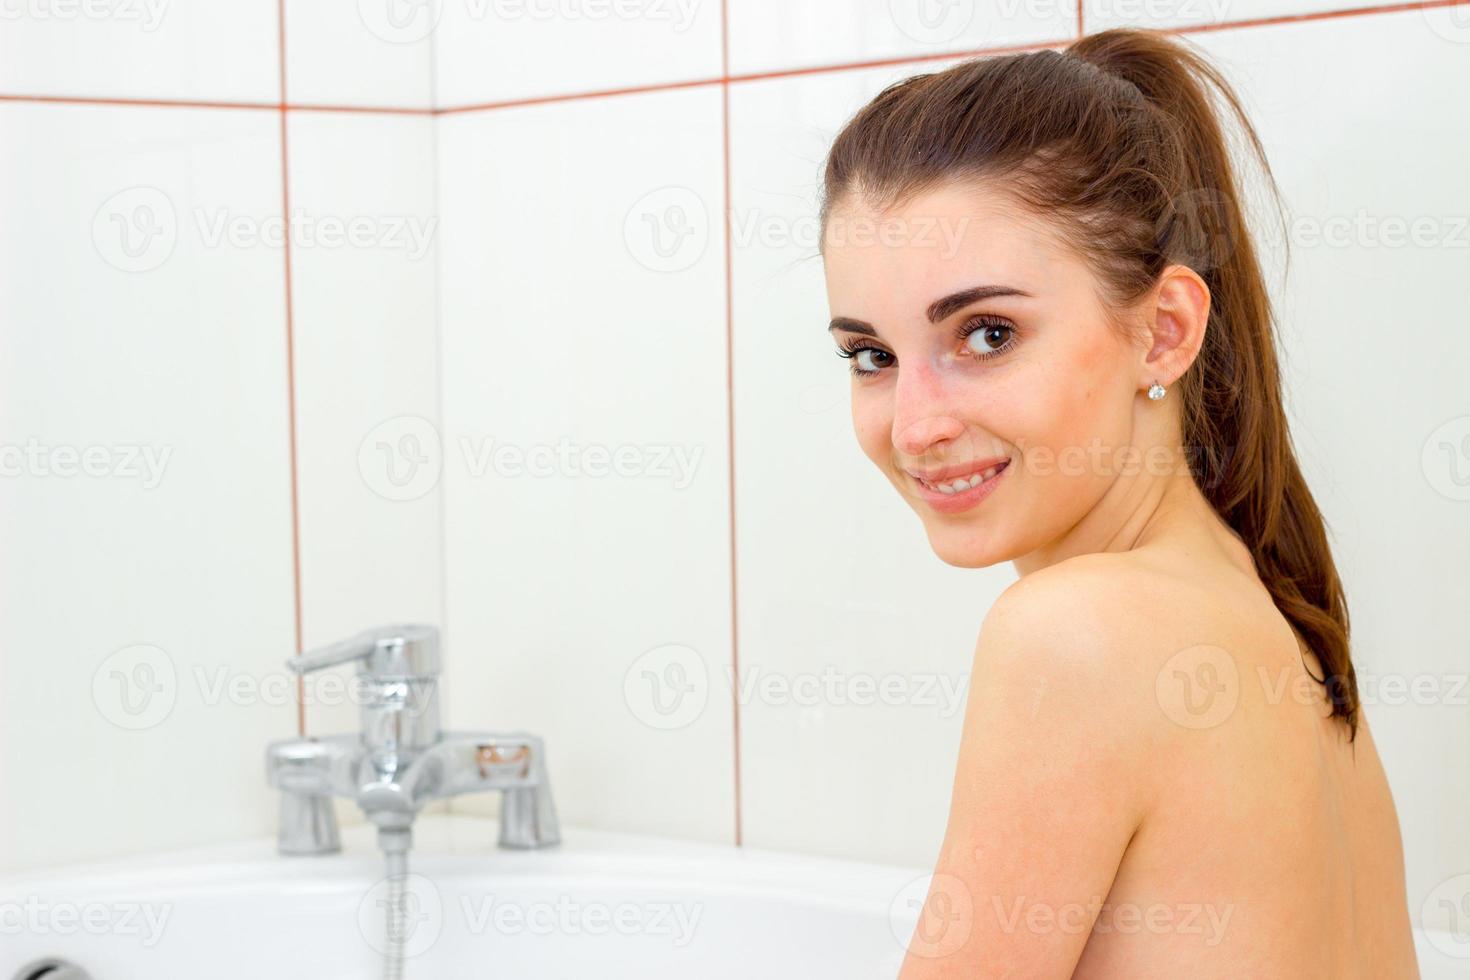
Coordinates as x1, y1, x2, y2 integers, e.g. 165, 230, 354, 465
923, 464, 1002, 494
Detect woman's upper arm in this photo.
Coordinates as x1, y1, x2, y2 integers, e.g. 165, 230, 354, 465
898, 568, 1159, 979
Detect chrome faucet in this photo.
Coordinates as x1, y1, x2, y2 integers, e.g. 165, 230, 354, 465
265, 624, 560, 860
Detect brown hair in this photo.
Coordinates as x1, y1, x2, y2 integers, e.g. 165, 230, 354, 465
819, 28, 1360, 738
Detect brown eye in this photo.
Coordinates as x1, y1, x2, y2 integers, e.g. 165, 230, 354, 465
836, 344, 894, 377
960, 318, 1016, 359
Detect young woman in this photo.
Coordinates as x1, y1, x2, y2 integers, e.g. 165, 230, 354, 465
819, 28, 1418, 977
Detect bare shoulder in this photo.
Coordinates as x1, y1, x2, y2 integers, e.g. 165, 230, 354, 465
987, 550, 1160, 616
967, 552, 1182, 760
978, 551, 1175, 682
975, 548, 1299, 750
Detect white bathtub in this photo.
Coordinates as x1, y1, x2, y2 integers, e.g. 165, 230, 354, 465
0, 815, 917, 979
0, 815, 1464, 979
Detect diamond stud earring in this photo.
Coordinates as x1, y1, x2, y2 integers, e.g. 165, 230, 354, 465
1147, 380, 1167, 401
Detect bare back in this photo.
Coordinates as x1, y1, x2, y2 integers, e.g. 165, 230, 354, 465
1070, 536, 1418, 977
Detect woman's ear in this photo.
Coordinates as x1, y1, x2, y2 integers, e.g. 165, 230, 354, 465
1141, 263, 1210, 387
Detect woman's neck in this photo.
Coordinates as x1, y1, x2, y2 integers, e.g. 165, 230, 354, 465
1010, 451, 1239, 578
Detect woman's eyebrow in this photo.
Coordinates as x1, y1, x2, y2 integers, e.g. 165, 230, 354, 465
828, 283, 1033, 335
828, 317, 877, 336
926, 283, 1033, 323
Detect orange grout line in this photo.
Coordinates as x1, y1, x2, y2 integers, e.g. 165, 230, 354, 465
0, 93, 281, 111
434, 75, 726, 114
277, 0, 306, 737
436, 38, 1062, 114
281, 102, 434, 115
5, 0, 1462, 119
0, 94, 431, 114
719, 0, 744, 851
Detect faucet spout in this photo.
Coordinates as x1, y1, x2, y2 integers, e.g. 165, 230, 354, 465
266, 625, 561, 856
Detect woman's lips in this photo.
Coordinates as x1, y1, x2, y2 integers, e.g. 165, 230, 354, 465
909, 459, 1010, 514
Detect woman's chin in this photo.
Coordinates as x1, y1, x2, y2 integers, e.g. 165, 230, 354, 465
922, 523, 1008, 569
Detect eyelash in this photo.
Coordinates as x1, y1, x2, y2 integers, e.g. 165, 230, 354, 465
835, 315, 1017, 378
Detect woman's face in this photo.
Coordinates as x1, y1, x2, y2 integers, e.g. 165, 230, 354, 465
822, 179, 1154, 569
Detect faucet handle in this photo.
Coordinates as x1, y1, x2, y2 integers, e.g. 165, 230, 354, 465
286, 624, 440, 678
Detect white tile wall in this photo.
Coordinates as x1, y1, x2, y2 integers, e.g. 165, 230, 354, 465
0, 103, 295, 871
432, 0, 723, 108
0, 0, 279, 103
1185, 12, 1470, 931
285, 112, 443, 739
283, 0, 435, 109
728, 0, 1076, 76
435, 88, 735, 843
3, 0, 1465, 942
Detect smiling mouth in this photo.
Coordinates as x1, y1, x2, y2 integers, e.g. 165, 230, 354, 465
913, 459, 1011, 495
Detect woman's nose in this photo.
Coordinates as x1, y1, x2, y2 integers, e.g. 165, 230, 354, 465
890, 361, 965, 457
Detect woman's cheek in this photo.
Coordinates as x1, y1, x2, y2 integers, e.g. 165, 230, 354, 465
850, 394, 891, 469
